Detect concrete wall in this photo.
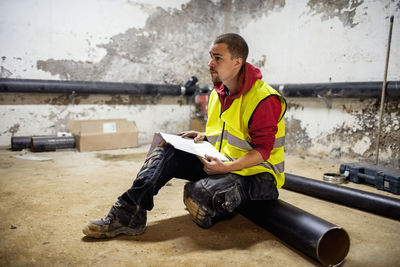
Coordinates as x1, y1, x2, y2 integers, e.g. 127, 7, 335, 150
1, 0, 399, 167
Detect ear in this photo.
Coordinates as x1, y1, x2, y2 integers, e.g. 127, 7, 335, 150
234, 57, 243, 68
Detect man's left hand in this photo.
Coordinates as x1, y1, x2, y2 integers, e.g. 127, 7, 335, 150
198, 154, 230, 175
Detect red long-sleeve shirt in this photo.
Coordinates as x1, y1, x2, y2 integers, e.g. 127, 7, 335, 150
213, 63, 282, 161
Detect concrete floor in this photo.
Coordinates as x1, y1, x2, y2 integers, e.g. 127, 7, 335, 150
0, 146, 399, 266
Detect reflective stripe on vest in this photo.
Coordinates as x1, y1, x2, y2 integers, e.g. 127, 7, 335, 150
205, 79, 287, 188
207, 131, 285, 149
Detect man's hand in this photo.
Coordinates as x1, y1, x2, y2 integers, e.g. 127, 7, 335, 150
178, 131, 205, 143
199, 150, 265, 175
198, 155, 230, 175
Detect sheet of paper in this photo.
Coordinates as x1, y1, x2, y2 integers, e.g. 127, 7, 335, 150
159, 132, 229, 162
12, 153, 52, 161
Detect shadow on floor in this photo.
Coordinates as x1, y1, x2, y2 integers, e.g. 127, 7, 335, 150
81, 213, 273, 249
81, 212, 321, 266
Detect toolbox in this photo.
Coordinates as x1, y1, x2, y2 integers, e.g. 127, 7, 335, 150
340, 162, 400, 195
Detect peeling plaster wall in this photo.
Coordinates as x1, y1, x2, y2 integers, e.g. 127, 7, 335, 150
285, 97, 400, 167
0, 0, 399, 167
244, 0, 400, 83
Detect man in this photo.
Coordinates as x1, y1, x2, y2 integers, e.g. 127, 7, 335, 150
83, 33, 286, 238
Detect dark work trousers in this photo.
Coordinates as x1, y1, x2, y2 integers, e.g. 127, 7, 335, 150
119, 143, 279, 224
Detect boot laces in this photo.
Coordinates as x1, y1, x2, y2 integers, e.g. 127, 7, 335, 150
102, 216, 113, 224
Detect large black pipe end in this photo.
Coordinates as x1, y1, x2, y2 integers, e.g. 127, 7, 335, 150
317, 227, 350, 266
240, 199, 350, 266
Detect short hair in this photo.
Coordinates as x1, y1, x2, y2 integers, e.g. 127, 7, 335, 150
213, 33, 249, 64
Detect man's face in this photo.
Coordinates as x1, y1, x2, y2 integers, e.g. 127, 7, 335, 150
208, 43, 242, 84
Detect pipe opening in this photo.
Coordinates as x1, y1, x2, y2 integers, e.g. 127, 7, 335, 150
317, 227, 350, 266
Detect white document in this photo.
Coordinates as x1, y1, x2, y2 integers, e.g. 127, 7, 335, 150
151, 132, 229, 162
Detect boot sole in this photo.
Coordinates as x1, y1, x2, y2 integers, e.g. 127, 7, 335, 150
82, 224, 146, 238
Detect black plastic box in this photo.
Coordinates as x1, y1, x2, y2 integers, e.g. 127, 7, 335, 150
340, 162, 400, 195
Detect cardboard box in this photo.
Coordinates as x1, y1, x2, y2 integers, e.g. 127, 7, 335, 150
190, 118, 205, 132
70, 119, 138, 152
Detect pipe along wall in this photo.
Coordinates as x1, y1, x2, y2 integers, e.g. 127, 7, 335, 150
274, 81, 400, 98
283, 173, 400, 220
0, 77, 200, 96
1, 78, 399, 97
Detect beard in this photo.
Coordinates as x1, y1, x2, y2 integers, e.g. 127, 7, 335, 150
210, 68, 221, 83
211, 75, 221, 83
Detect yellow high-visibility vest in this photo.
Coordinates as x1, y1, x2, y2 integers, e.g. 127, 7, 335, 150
205, 79, 287, 188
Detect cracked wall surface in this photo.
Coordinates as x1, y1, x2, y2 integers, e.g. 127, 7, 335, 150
0, 0, 400, 167
286, 97, 400, 168
306, 0, 364, 27
35, 0, 285, 85
3, 0, 398, 84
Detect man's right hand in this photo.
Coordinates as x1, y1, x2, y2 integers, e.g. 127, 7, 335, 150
178, 131, 205, 143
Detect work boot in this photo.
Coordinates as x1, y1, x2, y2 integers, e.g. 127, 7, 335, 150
82, 199, 146, 238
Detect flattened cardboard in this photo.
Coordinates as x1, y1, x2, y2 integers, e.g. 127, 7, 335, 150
190, 118, 205, 132
70, 119, 138, 152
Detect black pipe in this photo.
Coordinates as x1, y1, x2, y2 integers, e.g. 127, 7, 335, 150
30, 136, 76, 152
1, 78, 399, 98
283, 173, 400, 220
0, 78, 198, 96
240, 200, 350, 266
11, 136, 32, 151
272, 81, 400, 97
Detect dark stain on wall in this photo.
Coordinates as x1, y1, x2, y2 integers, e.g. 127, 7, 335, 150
323, 98, 400, 168
0, 66, 13, 78
231, 0, 285, 27
306, 0, 364, 27
43, 94, 72, 105
285, 101, 311, 154
37, 60, 101, 81
104, 94, 158, 105
0, 92, 188, 106
3, 123, 20, 136
36, 0, 284, 86
284, 97, 400, 168
285, 117, 312, 153
253, 55, 267, 68
389, 0, 400, 11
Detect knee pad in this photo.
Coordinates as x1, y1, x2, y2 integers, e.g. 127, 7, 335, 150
212, 183, 243, 214
183, 178, 244, 228
183, 181, 215, 228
